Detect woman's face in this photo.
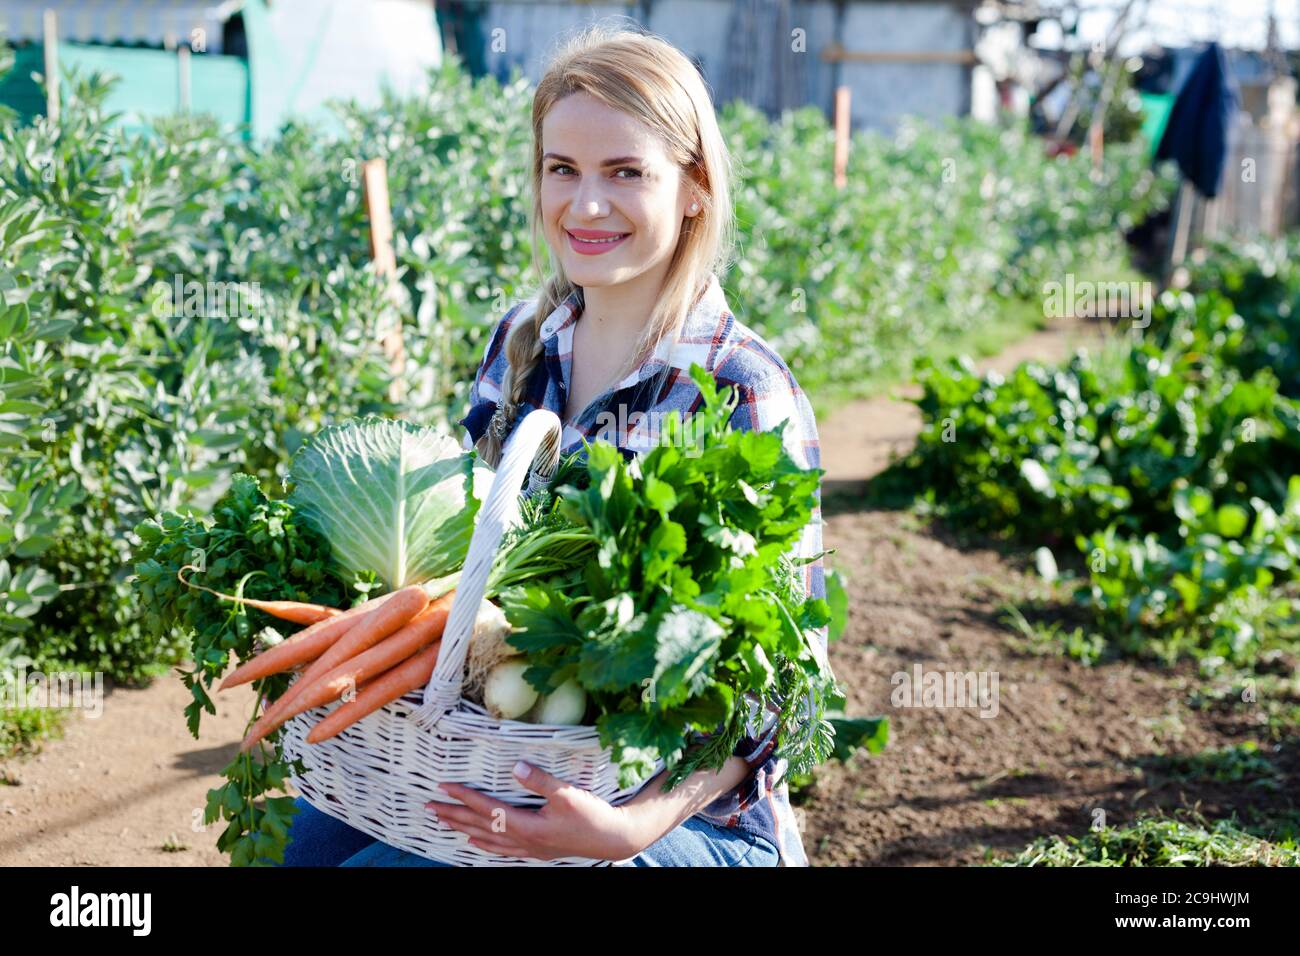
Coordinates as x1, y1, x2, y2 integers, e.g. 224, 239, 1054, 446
539, 91, 698, 291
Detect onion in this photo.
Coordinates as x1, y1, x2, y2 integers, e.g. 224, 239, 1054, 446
526, 679, 588, 726
483, 658, 539, 720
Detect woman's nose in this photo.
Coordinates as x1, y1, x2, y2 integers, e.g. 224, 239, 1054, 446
572, 183, 608, 218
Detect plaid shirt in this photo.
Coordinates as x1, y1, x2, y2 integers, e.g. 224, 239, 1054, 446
459, 272, 827, 867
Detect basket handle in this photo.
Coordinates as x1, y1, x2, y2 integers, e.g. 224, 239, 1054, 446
420, 409, 563, 714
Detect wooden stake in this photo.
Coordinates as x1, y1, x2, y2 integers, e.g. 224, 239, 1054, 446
833, 85, 850, 190
362, 157, 406, 403
1170, 180, 1195, 267
43, 9, 59, 124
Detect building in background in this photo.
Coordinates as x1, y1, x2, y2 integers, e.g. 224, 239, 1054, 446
0, 0, 443, 138
1, 0, 1046, 135
444, 0, 1002, 131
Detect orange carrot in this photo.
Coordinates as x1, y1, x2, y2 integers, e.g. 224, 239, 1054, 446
306, 643, 443, 744
252, 584, 431, 716
217, 590, 398, 691
239, 597, 451, 752
177, 566, 342, 624
262, 595, 451, 723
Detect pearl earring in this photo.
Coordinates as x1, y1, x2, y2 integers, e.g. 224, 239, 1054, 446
689, 202, 699, 213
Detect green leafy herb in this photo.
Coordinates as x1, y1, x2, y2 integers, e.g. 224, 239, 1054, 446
498, 363, 843, 790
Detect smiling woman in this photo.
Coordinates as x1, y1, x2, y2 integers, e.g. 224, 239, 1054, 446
283, 19, 828, 869
469, 21, 735, 466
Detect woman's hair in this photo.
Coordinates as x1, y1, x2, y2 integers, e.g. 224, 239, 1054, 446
475, 19, 736, 467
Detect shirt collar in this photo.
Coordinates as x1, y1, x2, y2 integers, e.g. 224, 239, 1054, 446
538, 273, 730, 390
538, 289, 583, 340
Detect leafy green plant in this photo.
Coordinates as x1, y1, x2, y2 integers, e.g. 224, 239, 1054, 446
132, 472, 354, 866
499, 365, 841, 789
888, 245, 1300, 668
1143, 741, 1280, 787
992, 809, 1300, 866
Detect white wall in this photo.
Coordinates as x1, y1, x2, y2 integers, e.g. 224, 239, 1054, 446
837, 2, 971, 130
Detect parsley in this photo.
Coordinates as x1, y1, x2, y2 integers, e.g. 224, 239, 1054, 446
132, 473, 362, 865
498, 363, 844, 790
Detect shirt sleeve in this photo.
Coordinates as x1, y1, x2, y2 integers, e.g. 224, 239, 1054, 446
690, 368, 828, 775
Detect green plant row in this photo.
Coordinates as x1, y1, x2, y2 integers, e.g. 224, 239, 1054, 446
887, 238, 1300, 667
0, 50, 1169, 694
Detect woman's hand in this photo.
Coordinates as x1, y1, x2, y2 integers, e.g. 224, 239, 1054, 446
426, 761, 654, 862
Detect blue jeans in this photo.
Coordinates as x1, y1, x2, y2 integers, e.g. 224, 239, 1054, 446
273, 795, 779, 867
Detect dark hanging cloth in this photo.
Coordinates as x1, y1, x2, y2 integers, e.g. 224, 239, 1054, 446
1154, 42, 1239, 198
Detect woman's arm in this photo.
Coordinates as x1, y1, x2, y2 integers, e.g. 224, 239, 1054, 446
615, 755, 750, 851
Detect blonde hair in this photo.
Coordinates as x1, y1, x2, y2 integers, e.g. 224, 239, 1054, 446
475, 20, 736, 468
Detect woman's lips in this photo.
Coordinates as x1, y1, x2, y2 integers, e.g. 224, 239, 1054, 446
566, 228, 630, 256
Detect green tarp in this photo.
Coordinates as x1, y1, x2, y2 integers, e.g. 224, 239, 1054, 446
1139, 91, 1175, 157
0, 41, 249, 136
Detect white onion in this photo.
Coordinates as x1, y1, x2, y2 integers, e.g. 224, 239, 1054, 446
526, 679, 587, 726
483, 658, 538, 720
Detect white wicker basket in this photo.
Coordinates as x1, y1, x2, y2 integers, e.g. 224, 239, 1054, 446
281, 409, 658, 866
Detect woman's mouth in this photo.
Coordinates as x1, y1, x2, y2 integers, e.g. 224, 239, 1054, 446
566, 228, 631, 256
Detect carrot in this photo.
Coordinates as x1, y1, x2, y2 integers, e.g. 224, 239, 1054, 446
252, 584, 431, 716
238, 597, 451, 753
217, 590, 399, 691
177, 566, 342, 624
306, 642, 443, 744
264, 594, 451, 722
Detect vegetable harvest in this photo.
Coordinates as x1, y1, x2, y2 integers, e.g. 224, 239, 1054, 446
132, 372, 844, 864
495, 364, 843, 789
132, 417, 595, 866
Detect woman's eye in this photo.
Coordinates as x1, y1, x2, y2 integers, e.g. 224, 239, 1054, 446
548, 164, 641, 179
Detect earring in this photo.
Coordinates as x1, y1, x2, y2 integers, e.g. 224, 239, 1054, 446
688, 202, 699, 213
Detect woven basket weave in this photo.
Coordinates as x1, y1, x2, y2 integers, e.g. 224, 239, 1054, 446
282, 409, 656, 866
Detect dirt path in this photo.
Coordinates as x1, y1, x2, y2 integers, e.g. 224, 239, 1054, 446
0, 313, 1158, 867
802, 315, 1298, 863
802, 507, 1297, 865
0, 676, 264, 865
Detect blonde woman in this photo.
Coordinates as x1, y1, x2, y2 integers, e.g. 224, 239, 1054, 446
280, 21, 827, 868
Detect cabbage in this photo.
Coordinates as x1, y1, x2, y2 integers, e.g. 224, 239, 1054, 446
284, 417, 481, 590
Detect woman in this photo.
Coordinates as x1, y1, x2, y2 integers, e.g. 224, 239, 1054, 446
279, 22, 826, 867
